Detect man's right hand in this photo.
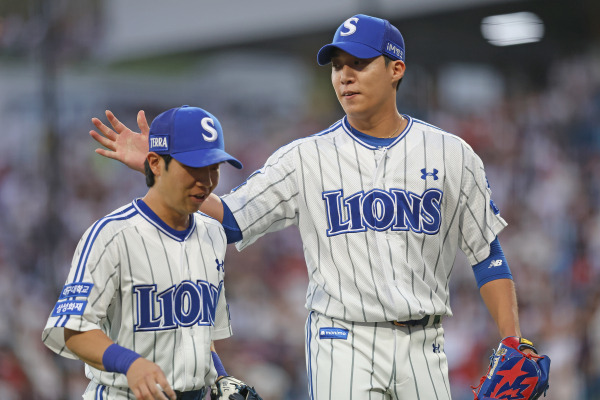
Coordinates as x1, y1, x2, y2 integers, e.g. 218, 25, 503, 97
90, 110, 150, 173
126, 357, 176, 400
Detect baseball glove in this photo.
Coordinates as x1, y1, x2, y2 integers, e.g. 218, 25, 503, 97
472, 337, 550, 400
210, 376, 263, 400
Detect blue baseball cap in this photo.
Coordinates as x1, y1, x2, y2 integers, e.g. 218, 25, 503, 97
149, 105, 242, 169
317, 14, 405, 66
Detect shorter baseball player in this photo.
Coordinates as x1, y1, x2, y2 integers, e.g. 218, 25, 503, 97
42, 106, 261, 400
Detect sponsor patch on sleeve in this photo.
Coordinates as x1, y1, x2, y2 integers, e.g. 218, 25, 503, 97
60, 283, 94, 299
52, 300, 87, 316
319, 327, 349, 340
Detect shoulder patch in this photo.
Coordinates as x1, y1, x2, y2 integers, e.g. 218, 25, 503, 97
59, 283, 94, 299
52, 300, 87, 316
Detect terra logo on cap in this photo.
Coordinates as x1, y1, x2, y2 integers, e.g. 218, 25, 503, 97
317, 14, 405, 66
149, 105, 242, 169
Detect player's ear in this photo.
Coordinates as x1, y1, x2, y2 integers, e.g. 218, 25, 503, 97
147, 152, 162, 176
390, 60, 406, 84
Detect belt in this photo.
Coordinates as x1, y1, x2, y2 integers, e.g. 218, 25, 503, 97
392, 315, 442, 327
174, 387, 206, 400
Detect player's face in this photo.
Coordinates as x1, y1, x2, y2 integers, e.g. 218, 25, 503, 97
159, 158, 221, 216
330, 50, 402, 121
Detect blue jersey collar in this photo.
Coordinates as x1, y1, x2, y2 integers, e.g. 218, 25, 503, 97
342, 115, 412, 149
134, 198, 195, 242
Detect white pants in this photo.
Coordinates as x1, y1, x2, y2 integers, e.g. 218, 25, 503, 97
305, 311, 451, 400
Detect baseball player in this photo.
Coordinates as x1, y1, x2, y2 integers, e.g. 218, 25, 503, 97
43, 106, 263, 400
89, 15, 549, 400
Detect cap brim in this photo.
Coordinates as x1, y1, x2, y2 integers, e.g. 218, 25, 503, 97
317, 43, 382, 65
172, 148, 243, 169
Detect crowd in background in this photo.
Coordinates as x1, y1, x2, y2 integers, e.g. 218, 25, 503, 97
1, 41, 599, 399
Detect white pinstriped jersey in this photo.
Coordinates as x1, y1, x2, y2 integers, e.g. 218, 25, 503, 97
42, 199, 231, 399
223, 115, 506, 323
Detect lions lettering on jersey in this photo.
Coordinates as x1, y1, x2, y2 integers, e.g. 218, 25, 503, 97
323, 188, 443, 236
134, 279, 223, 331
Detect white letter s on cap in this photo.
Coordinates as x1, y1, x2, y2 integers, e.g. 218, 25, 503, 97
201, 117, 218, 142
340, 17, 359, 36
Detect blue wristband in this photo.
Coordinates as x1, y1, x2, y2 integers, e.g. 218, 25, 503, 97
472, 237, 512, 289
211, 351, 228, 377
102, 344, 141, 374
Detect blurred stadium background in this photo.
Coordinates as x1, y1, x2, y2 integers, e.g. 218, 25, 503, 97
1, 0, 599, 398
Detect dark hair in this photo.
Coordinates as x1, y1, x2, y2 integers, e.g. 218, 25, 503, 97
145, 154, 173, 187
384, 56, 403, 91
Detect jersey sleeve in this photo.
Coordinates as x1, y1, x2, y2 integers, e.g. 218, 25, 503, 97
210, 282, 232, 340
42, 223, 121, 359
458, 148, 507, 265
209, 225, 232, 341
221, 143, 300, 251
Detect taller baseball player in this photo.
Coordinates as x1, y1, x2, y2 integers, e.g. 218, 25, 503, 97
43, 106, 263, 400
89, 14, 550, 400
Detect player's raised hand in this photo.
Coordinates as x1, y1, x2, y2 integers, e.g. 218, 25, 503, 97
90, 110, 150, 173
126, 357, 176, 400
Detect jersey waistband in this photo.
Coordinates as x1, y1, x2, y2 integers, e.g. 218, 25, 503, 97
175, 387, 206, 400
391, 315, 442, 327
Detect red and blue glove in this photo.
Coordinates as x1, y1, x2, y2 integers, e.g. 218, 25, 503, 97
472, 337, 550, 400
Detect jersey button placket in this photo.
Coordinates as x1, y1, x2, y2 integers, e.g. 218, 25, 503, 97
372, 148, 398, 310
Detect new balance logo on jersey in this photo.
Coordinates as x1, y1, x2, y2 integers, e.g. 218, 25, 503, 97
323, 188, 443, 236
421, 168, 439, 180
489, 259, 503, 268
134, 280, 222, 331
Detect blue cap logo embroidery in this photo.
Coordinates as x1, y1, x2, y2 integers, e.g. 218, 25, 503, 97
201, 117, 218, 142
340, 17, 359, 36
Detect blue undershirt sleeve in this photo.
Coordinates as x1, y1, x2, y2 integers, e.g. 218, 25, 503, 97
472, 237, 513, 289
221, 200, 243, 244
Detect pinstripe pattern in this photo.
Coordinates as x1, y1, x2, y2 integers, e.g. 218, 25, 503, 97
308, 312, 451, 399
224, 115, 507, 399
137, 228, 158, 364
368, 323, 379, 400
316, 139, 346, 318
42, 199, 232, 399
51, 206, 137, 329
306, 311, 315, 400
225, 115, 506, 323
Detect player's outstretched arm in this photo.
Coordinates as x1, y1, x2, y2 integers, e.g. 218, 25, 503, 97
64, 328, 176, 400
474, 280, 550, 399
479, 278, 521, 338
90, 110, 149, 173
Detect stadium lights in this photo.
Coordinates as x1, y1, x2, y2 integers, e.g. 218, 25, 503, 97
481, 11, 544, 46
